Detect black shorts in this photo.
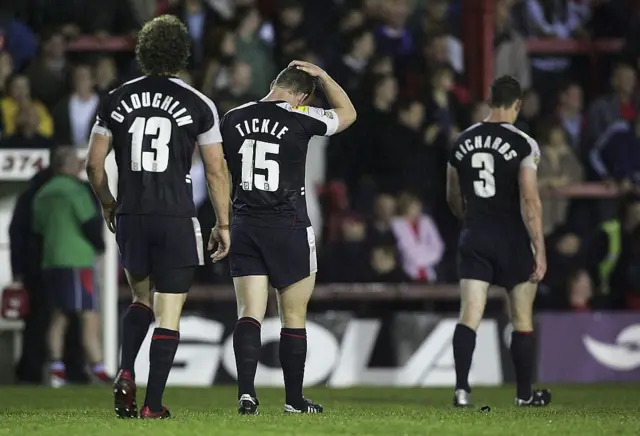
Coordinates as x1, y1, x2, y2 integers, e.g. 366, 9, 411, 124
116, 215, 203, 293
457, 224, 534, 290
229, 224, 317, 289
43, 267, 99, 313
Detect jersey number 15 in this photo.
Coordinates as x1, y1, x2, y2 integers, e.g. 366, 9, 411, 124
129, 116, 172, 173
239, 139, 280, 192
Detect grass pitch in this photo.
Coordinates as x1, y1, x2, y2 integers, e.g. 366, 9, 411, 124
1, 385, 638, 435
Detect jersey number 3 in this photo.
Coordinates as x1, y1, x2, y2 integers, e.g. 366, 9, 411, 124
472, 152, 496, 198
129, 116, 172, 173
239, 139, 280, 192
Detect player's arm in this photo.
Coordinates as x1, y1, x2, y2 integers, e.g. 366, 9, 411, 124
446, 163, 465, 220
290, 60, 357, 134
86, 121, 117, 233
519, 141, 546, 282
197, 100, 231, 262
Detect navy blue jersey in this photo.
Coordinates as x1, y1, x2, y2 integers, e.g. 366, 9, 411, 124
93, 76, 222, 217
220, 101, 339, 228
449, 122, 540, 227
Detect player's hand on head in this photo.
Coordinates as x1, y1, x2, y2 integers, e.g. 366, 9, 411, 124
209, 225, 230, 263
289, 60, 326, 78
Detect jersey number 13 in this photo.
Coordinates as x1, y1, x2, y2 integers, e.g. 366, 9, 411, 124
239, 139, 280, 192
129, 116, 172, 173
472, 152, 496, 198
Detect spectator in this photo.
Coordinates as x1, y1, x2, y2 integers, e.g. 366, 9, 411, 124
470, 100, 490, 125
391, 193, 444, 282
327, 74, 397, 188
93, 56, 118, 96
330, 28, 376, 95
52, 65, 100, 147
369, 245, 408, 283
0, 51, 14, 97
215, 61, 257, 115
319, 214, 372, 283
514, 89, 541, 136
31, 0, 138, 37
232, 7, 276, 97
374, 0, 415, 73
565, 269, 607, 311
0, 103, 54, 149
423, 65, 460, 149
522, 0, 590, 105
275, 0, 307, 64
367, 193, 397, 246
168, 0, 224, 67
1, 74, 53, 138
537, 123, 584, 235
412, 0, 464, 74
371, 100, 426, 195
494, 0, 531, 90
611, 198, 640, 309
590, 116, 640, 188
586, 63, 638, 146
31, 147, 108, 386
0, 6, 37, 70
555, 81, 585, 153
25, 31, 69, 110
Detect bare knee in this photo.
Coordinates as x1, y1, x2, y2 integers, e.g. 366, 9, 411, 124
237, 303, 266, 323
511, 311, 534, 332
280, 307, 307, 329
153, 293, 187, 330
458, 304, 484, 331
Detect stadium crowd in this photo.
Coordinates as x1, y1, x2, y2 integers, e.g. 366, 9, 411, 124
3, 0, 640, 315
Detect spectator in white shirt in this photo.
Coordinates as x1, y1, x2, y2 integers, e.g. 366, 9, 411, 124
391, 193, 444, 282
52, 64, 99, 147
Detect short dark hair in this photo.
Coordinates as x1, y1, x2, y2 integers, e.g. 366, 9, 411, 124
273, 66, 316, 96
489, 75, 522, 109
136, 15, 191, 76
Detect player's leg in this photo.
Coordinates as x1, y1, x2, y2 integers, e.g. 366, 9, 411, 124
228, 224, 271, 415
508, 281, 551, 406
232, 275, 269, 414
114, 215, 155, 418
140, 216, 203, 418
270, 226, 322, 413
453, 279, 490, 401
453, 243, 494, 406
141, 267, 193, 417
276, 274, 321, 413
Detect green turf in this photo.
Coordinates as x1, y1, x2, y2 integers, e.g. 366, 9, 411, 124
0, 385, 638, 435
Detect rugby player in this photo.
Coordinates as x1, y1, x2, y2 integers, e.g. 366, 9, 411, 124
446, 76, 551, 407
86, 15, 230, 419
220, 61, 357, 414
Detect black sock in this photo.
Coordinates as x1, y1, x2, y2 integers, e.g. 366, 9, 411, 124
233, 317, 261, 399
144, 328, 179, 412
511, 330, 535, 400
453, 323, 477, 392
119, 303, 154, 377
279, 328, 307, 408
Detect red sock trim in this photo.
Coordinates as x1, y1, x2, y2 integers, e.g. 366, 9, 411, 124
152, 334, 179, 341
237, 318, 261, 328
130, 302, 153, 314
514, 330, 534, 335
281, 332, 306, 340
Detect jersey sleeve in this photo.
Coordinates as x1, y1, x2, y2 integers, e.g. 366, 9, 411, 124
197, 95, 223, 146
291, 105, 340, 137
91, 95, 112, 137
520, 136, 541, 171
